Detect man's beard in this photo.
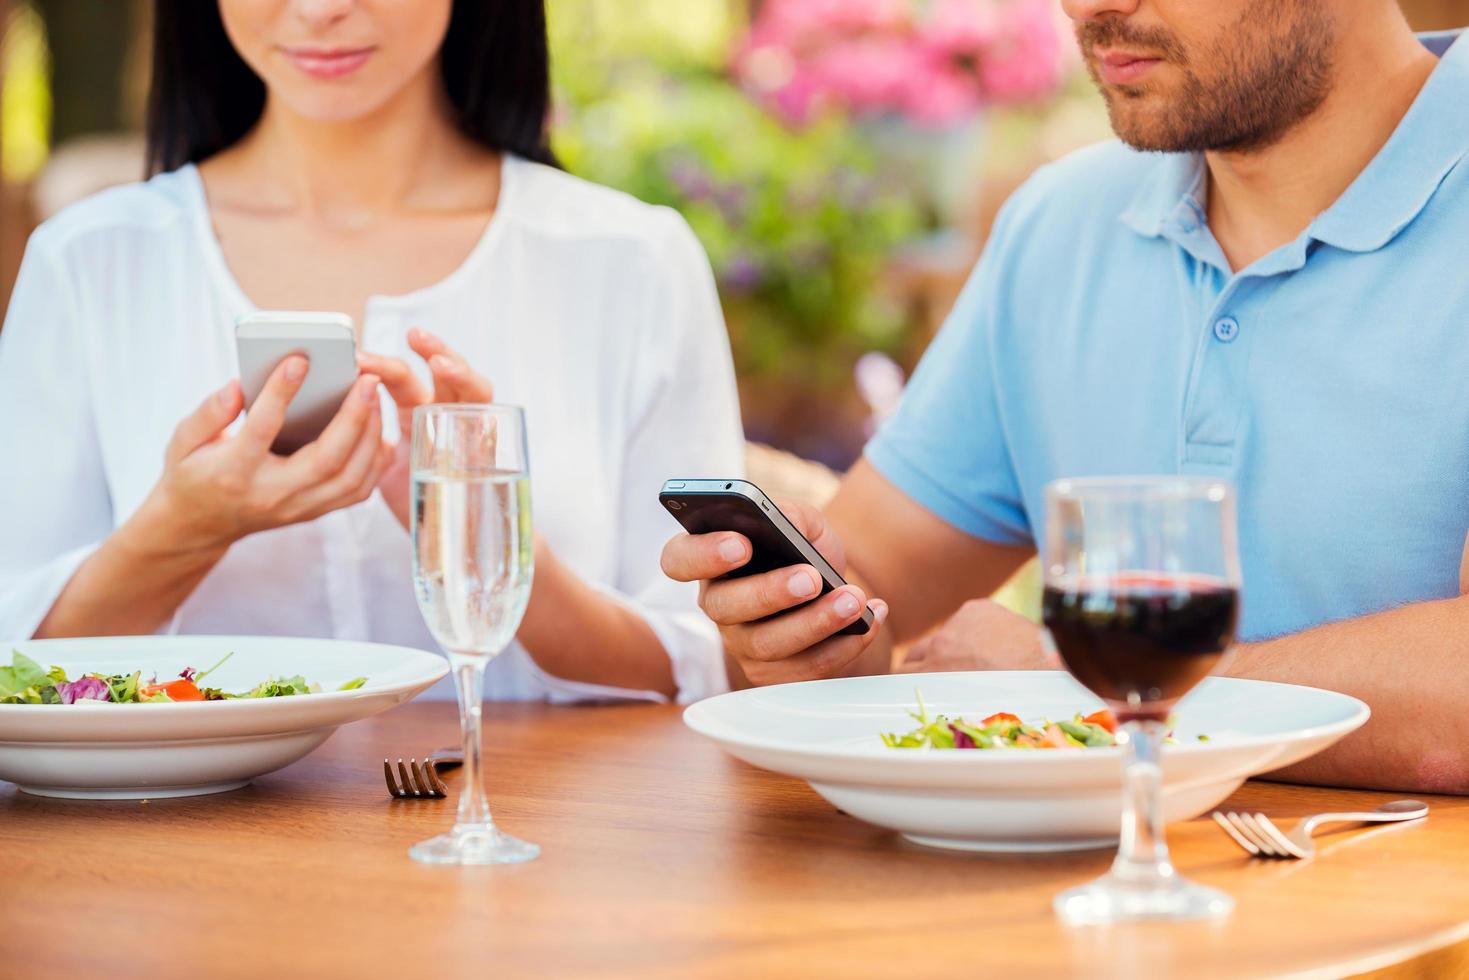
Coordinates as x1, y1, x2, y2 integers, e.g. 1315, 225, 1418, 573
1077, 0, 1336, 154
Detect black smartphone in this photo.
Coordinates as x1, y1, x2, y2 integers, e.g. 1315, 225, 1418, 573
658, 478, 873, 636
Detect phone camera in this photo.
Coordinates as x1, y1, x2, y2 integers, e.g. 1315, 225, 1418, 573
667, 500, 684, 511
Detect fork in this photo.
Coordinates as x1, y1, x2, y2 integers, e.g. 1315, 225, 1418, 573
1212, 799, 1429, 859
383, 747, 463, 800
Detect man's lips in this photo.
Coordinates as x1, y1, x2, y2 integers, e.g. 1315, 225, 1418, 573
1094, 48, 1163, 86
281, 46, 375, 80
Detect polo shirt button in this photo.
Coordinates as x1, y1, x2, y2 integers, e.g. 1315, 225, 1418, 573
1213, 316, 1240, 343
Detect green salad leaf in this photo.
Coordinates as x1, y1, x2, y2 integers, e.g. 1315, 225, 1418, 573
0, 651, 49, 702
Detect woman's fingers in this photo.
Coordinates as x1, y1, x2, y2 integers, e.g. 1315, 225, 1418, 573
428, 353, 494, 403
408, 328, 492, 403
289, 401, 386, 519
239, 356, 309, 456
167, 380, 243, 465
278, 373, 380, 486
356, 351, 428, 403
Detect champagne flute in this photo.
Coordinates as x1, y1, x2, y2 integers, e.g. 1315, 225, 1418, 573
409, 403, 538, 865
1042, 476, 1240, 924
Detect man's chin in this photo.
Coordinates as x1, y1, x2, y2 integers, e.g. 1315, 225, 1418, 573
1105, 104, 1194, 154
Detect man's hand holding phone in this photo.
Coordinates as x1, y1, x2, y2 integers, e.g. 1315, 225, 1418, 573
660, 500, 889, 686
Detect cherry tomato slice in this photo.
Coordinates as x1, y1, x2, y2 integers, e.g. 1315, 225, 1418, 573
140, 679, 204, 702
1083, 709, 1118, 734
981, 712, 1023, 727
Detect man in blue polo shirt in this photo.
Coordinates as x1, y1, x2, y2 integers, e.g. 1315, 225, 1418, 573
664, 1, 1469, 792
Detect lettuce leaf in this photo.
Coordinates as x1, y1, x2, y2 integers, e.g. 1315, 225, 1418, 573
0, 651, 51, 701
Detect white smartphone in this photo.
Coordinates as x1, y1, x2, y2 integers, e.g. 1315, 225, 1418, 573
235, 311, 358, 455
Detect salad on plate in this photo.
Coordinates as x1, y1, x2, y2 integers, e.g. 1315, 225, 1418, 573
880, 693, 1209, 750
0, 650, 366, 705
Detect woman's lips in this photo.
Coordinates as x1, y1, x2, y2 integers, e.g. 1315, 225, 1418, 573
281, 46, 375, 80
1095, 49, 1163, 86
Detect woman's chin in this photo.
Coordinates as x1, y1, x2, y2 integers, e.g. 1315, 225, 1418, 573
267, 84, 406, 126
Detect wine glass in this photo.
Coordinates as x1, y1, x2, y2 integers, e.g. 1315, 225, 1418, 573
1041, 476, 1240, 924
408, 403, 538, 865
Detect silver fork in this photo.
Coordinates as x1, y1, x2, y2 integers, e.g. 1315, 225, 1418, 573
1212, 799, 1428, 859
383, 747, 463, 800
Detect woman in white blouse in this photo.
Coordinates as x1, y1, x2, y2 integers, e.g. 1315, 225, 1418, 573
0, 0, 744, 703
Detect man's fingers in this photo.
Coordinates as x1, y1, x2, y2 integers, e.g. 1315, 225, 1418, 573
736, 625, 883, 686
167, 380, 243, 464
240, 356, 309, 455
661, 531, 750, 583
737, 585, 873, 663
700, 564, 825, 626
773, 498, 847, 572
279, 374, 379, 483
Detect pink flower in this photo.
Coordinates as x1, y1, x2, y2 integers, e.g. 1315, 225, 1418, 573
734, 0, 1067, 126
918, 0, 1000, 57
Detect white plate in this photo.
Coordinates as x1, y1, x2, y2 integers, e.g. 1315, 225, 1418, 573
0, 636, 448, 799
684, 671, 1369, 852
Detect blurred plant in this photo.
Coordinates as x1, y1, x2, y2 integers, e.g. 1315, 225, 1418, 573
1, 2, 52, 183
547, 1, 1073, 461
555, 64, 924, 388
734, 0, 1066, 129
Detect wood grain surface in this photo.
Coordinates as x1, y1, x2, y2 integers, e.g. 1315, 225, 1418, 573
3, 701, 1467, 980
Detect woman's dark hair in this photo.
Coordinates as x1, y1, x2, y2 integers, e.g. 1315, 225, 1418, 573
145, 1, 557, 176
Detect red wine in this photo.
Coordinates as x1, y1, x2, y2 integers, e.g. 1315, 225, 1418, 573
1042, 576, 1238, 722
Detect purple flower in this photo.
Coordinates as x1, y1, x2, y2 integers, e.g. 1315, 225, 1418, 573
720, 253, 765, 293
57, 677, 111, 704
667, 158, 714, 201
180, 666, 198, 682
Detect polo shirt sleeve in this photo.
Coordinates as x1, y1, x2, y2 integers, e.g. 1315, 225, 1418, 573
863, 199, 1031, 547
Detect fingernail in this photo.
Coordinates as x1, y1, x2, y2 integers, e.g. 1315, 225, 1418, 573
834, 592, 860, 618
788, 569, 818, 598
359, 375, 379, 401
718, 537, 746, 563
871, 600, 889, 624
283, 357, 307, 382
431, 355, 454, 372
216, 381, 234, 407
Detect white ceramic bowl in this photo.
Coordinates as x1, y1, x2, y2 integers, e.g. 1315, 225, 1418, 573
684, 671, 1369, 852
0, 636, 448, 799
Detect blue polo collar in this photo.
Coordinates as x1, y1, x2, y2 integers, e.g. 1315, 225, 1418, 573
1121, 31, 1469, 255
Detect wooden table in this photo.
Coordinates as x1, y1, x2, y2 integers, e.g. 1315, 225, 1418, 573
4, 703, 1468, 979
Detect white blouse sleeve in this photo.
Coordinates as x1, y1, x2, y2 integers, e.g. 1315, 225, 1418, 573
0, 227, 113, 638
533, 210, 745, 705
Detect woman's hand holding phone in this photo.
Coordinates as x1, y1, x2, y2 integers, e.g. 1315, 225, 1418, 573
356, 327, 495, 529
660, 500, 889, 686
137, 355, 392, 554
